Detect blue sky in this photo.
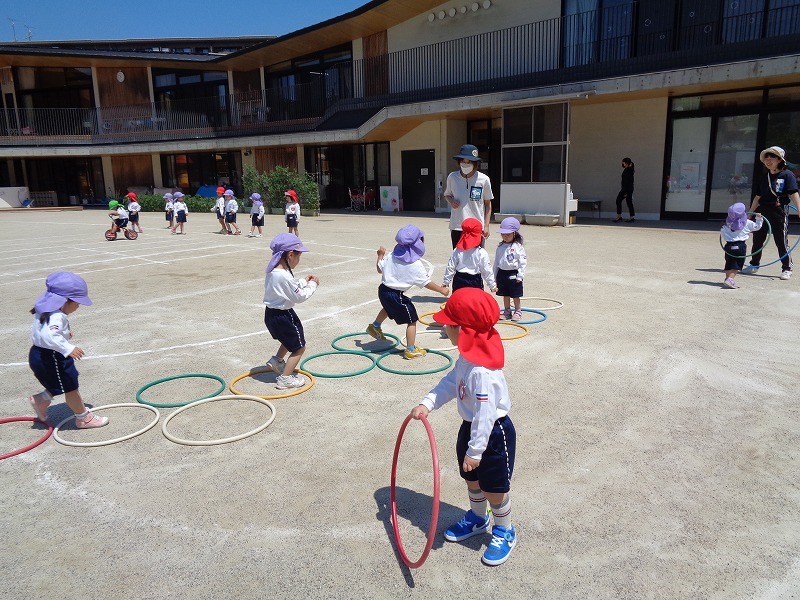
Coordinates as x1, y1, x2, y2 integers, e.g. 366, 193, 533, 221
2, 1, 368, 42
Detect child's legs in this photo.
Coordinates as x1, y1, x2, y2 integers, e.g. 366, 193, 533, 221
282, 347, 305, 377
405, 322, 417, 348
373, 308, 388, 325
725, 269, 737, 279
512, 297, 521, 311
64, 389, 87, 415
503, 296, 511, 310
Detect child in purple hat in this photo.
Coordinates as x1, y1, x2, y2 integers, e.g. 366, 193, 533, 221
366, 224, 450, 359
26, 272, 108, 428
721, 202, 762, 289
248, 193, 265, 238
263, 233, 319, 389
494, 217, 527, 321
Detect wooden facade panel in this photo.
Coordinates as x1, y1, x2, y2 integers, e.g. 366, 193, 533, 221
254, 147, 298, 174
363, 30, 388, 97
111, 155, 154, 195
96, 67, 151, 108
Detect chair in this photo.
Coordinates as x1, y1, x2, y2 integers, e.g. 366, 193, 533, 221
349, 187, 365, 211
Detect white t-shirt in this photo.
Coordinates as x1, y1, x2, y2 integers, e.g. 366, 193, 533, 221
215, 197, 226, 213
285, 202, 300, 217
31, 311, 75, 357
263, 268, 318, 310
442, 247, 496, 289
494, 241, 527, 280
127, 201, 141, 213
114, 206, 129, 219
225, 198, 238, 213
444, 170, 493, 231
721, 217, 763, 242
378, 254, 430, 292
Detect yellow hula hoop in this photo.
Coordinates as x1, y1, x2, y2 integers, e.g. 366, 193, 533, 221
496, 321, 529, 340
418, 311, 443, 327
229, 367, 315, 399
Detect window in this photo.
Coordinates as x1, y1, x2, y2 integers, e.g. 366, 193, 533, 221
502, 104, 568, 183
563, 0, 634, 66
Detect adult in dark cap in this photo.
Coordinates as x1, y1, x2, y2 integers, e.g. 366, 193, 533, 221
444, 144, 494, 249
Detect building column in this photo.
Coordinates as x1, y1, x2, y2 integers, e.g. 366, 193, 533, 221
101, 156, 115, 199
296, 145, 305, 173
151, 154, 163, 188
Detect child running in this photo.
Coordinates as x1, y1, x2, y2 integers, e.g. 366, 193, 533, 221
213, 186, 227, 234
248, 193, 265, 237
172, 192, 188, 234
164, 193, 174, 229
263, 233, 320, 389
721, 202, 762, 289
410, 287, 517, 566
285, 189, 300, 235
494, 217, 527, 321
26, 272, 108, 428
442, 218, 497, 293
366, 224, 449, 359
225, 189, 241, 235
126, 192, 143, 233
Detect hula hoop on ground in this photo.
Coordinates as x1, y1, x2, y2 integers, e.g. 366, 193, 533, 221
53, 403, 161, 448
330, 331, 400, 353
1, 417, 53, 460
517, 297, 564, 310
299, 350, 377, 378
417, 311, 443, 327
499, 308, 547, 325
402, 329, 457, 352
162, 394, 276, 446
376, 349, 453, 376
136, 373, 226, 408
719, 212, 772, 258
229, 367, 315, 399
496, 321, 529, 341
391, 413, 440, 569
749, 204, 800, 269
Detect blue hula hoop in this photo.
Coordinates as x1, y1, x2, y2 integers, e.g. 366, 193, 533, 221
749, 204, 799, 269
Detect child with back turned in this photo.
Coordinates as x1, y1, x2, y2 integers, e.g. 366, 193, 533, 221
410, 287, 517, 566
442, 217, 497, 293
366, 224, 449, 359
721, 202, 762, 289
27, 272, 108, 428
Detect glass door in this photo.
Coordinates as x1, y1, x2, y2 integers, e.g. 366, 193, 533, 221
708, 114, 759, 214
665, 117, 711, 213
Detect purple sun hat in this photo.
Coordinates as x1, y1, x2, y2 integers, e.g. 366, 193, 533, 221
267, 233, 310, 272
34, 272, 92, 313
250, 193, 262, 204
392, 224, 425, 264
726, 203, 747, 232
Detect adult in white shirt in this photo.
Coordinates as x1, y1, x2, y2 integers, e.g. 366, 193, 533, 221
444, 144, 494, 249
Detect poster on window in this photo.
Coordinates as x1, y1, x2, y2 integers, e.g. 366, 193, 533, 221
679, 162, 701, 190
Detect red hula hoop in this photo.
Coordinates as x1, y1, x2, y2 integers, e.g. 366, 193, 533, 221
1, 417, 53, 460
390, 413, 440, 569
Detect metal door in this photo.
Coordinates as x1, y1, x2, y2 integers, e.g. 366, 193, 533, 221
401, 149, 436, 211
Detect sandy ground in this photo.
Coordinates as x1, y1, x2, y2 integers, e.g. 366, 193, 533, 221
0, 208, 798, 600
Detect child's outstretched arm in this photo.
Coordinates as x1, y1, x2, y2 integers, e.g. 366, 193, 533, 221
376, 246, 386, 273
425, 281, 450, 297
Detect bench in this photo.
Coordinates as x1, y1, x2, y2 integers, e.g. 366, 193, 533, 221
577, 198, 602, 218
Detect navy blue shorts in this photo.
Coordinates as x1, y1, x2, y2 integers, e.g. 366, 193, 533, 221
216, 208, 223, 219
252, 215, 264, 227
456, 416, 516, 493
176, 210, 187, 223
724, 241, 747, 271
28, 345, 79, 396
264, 307, 305, 352
496, 268, 523, 298
452, 271, 483, 292
286, 214, 298, 228
114, 218, 129, 228
129, 212, 139, 223
225, 213, 237, 223
378, 284, 418, 325
165, 210, 173, 221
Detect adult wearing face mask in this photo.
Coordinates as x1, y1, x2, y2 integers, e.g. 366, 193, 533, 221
444, 144, 494, 249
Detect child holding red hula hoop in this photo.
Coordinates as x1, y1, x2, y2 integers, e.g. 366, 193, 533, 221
27, 272, 108, 428
409, 287, 517, 566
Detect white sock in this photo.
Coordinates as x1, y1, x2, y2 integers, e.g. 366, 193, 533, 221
469, 488, 488, 520
490, 496, 512, 529
75, 409, 89, 420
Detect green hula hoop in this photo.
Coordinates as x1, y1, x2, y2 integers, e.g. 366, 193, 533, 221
299, 350, 378, 378
136, 373, 226, 408
376, 348, 453, 376
720, 212, 772, 258
330, 331, 400, 353
499, 308, 547, 325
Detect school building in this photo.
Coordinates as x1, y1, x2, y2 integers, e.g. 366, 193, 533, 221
0, 0, 798, 222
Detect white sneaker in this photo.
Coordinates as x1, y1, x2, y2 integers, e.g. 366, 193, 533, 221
275, 374, 305, 389
741, 264, 759, 274
256, 234, 262, 238
266, 356, 286, 372
780, 271, 792, 280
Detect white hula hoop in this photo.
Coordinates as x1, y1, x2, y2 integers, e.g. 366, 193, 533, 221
53, 403, 161, 448
518, 297, 564, 310
162, 394, 276, 446
402, 330, 457, 352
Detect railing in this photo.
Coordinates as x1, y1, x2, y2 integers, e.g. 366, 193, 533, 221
1, 2, 798, 147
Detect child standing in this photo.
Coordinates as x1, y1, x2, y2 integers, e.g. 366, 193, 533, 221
27, 272, 108, 429
225, 189, 241, 235
172, 192, 188, 234
721, 202, 763, 289
410, 287, 516, 566
442, 218, 497, 293
213, 186, 227, 234
494, 217, 527, 321
263, 233, 320, 389
366, 224, 450, 359
248, 193, 265, 238
126, 192, 143, 233
285, 189, 300, 235
164, 193, 174, 229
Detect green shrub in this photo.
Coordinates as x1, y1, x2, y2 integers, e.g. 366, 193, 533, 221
135, 194, 215, 213
263, 165, 320, 210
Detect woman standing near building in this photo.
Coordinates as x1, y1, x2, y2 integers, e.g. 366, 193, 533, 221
444, 144, 494, 249
613, 158, 636, 223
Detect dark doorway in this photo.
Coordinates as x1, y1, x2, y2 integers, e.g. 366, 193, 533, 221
401, 149, 435, 211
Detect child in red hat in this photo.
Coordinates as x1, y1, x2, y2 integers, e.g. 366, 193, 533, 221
284, 190, 300, 235
409, 287, 517, 566
442, 217, 497, 293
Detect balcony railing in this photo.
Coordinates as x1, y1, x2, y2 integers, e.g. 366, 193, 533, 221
1, 1, 798, 147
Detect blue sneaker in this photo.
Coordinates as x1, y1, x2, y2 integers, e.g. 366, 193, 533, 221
482, 525, 517, 566
444, 510, 491, 542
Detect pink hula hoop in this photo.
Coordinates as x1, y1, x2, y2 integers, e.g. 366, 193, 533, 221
390, 413, 440, 569
1, 417, 53, 460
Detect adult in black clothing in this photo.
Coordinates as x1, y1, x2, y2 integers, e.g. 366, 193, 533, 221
743, 146, 800, 280
612, 158, 636, 223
